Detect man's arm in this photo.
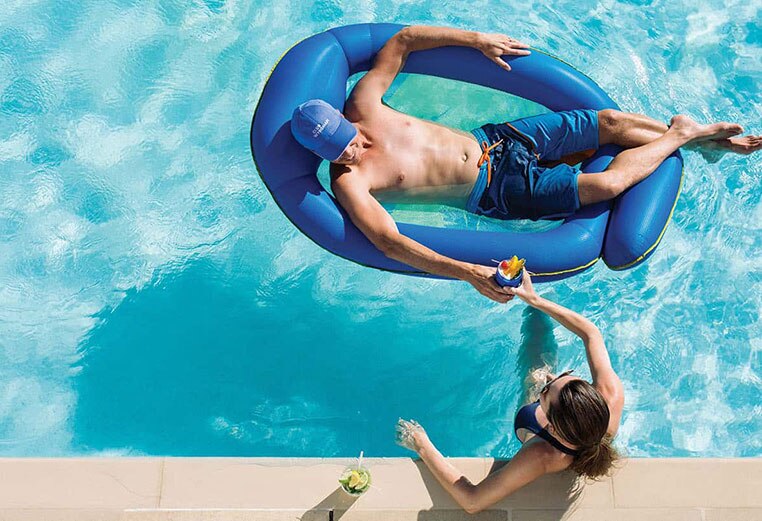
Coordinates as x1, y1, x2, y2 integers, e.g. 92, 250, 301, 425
348, 26, 530, 108
332, 168, 511, 303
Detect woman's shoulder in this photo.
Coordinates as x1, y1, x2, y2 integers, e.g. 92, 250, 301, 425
593, 381, 624, 437
520, 436, 573, 474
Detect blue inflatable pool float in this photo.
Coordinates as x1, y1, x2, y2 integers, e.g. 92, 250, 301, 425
250, 23, 683, 281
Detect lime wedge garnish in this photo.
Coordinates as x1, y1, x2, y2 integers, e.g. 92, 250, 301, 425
338, 468, 352, 485
348, 470, 362, 489
354, 470, 370, 491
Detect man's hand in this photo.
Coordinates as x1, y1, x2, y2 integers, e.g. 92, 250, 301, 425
475, 32, 531, 71
466, 264, 514, 303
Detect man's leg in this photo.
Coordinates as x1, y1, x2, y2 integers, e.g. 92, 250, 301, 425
511, 108, 693, 162
598, 109, 668, 148
541, 110, 653, 168
599, 109, 762, 154
507, 110, 598, 162
578, 115, 742, 206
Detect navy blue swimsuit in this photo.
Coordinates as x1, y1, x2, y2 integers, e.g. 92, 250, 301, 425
514, 401, 579, 456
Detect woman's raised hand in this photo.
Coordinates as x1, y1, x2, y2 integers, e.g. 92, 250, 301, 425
503, 269, 538, 303
395, 418, 429, 452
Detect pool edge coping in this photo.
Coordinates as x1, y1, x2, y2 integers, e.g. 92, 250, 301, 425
0, 457, 760, 519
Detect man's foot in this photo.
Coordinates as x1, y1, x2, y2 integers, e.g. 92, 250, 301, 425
709, 135, 762, 155
668, 115, 744, 143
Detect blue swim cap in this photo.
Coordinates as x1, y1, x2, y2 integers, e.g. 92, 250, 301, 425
291, 99, 358, 161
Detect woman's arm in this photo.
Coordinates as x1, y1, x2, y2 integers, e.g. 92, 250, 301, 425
506, 273, 624, 422
397, 420, 555, 514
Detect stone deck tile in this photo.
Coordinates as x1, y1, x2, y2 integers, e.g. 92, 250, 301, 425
512, 508, 703, 521
611, 459, 762, 509
702, 509, 762, 521
123, 511, 329, 521
0, 458, 162, 510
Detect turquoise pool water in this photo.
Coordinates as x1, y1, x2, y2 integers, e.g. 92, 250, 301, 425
0, 0, 759, 458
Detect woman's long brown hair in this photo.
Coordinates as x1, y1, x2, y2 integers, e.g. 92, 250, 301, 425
546, 379, 619, 479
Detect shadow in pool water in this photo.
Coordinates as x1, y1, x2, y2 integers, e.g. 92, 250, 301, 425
71, 256, 506, 456
72, 257, 387, 455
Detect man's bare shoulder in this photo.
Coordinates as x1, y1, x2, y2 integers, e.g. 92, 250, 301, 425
330, 163, 367, 191
329, 162, 352, 181
344, 90, 384, 121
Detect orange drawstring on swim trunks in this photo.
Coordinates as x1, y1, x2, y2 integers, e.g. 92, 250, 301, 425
477, 139, 503, 186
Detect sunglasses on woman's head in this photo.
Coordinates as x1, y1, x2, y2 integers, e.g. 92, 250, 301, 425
540, 369, 574, 395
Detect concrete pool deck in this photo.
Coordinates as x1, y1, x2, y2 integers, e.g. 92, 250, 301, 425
0, 458, 759, 520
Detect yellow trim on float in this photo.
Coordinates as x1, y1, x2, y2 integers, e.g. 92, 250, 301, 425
533, 256, 600, 278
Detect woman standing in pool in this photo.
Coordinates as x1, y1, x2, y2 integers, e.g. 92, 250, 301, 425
396, 271, 624, 513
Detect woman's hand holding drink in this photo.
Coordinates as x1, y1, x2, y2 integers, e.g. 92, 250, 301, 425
503, 269, 538, 304
495, 256, 525, 288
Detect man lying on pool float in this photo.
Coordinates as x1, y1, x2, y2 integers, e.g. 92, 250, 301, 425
290, 25, 761, 303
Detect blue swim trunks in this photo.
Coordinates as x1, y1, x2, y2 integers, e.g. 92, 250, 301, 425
466, 109, 599, 221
